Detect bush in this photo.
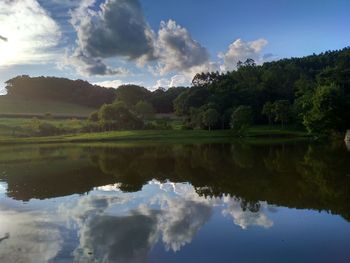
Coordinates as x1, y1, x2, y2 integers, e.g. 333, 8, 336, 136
37, 122, 60, 136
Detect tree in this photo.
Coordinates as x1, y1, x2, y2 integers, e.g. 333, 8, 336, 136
202, 108, 219, 131
273, 100, 291, 128
262, 102, 275, 125
303, 84, 348, 133
134, 100, 155, 120
230, 106, 253, 133
89, 111, 99, 122
98, 102, 143, 131
115, 85, 151, 107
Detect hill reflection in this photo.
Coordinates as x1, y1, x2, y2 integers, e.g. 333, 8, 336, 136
0, 141, 349, 220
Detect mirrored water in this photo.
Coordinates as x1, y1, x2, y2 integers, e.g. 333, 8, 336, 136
0, 141, 349, 262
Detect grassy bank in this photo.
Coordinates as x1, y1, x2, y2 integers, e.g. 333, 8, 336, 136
0, 126, 311, 145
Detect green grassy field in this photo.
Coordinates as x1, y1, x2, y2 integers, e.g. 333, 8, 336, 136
0, 125, 311, 145
0, 117, 85, 137
0, 96, 96, 117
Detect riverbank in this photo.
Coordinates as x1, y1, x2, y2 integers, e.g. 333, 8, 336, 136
0, 126, 311, 145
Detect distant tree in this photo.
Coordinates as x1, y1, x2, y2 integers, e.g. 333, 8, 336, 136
202, 108, 219, 131
44, 112, 52, 119
89, 111, 99, 122
134, 100, 155, 120
115, 85, 151, 107
230, 106, 254, 133
4, 75, 116, 107
262, 102, 275, 125
273, 100, 291, 128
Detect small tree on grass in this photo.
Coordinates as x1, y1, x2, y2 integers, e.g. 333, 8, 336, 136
273, 100, 291, 128
89, 111, 99, 122
99, 101, 143, 131
262, 101, 275, 125
202, 108, 219, 131
230, 106, 253, 134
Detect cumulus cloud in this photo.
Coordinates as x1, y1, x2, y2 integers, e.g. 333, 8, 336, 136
0, 0, 61, 66
93, 80, 124, 89
65, 48, 129, 76
153, 74, 191, 89
67, 0, 155, 76
155, 20, 210, 75
219, 38, 268, 71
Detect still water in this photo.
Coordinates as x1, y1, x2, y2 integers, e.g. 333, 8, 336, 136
0, 141, 349, 263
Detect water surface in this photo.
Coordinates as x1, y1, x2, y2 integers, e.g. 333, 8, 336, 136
0, 141, 350, 262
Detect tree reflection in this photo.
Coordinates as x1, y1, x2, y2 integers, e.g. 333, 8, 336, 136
0, 141, 349, 220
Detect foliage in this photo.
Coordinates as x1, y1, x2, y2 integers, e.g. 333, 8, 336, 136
89, 111, 99, 122
134, 100, 155, 120
230, 106, 254, 133
202, 108, 220, 131
303, 84, 349, 133
273, 100, 291, 127
98, 102, 144, 131
5, 76, 116, 108
175, 47, 350, 134
262, 102, 275, 125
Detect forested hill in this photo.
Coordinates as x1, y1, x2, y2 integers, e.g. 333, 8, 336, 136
4, 76, 116, 108
175, 47, 350, 133
3, 76, 185, 113
2, 47, 350, 133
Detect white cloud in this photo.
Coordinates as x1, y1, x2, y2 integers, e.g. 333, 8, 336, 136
219, 38, 268, 71
93, 80, 124, 89
155, 20, 209, 75
153, 74, 191, 90
0, 0, 61, 67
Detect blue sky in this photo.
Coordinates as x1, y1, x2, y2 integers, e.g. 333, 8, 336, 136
0, 0, 349, 91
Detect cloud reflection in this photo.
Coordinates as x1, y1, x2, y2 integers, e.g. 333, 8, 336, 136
0, 180, 274, 262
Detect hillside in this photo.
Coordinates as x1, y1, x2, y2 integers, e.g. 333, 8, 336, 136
0, 96, 96, 117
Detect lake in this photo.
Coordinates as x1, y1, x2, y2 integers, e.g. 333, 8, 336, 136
0, 140, 350, 263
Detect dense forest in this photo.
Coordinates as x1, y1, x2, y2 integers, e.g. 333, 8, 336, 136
175, 47, 350, 133
3, 47, 350, 134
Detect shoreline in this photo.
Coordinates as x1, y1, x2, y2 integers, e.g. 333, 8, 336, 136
0, 129, 312, 145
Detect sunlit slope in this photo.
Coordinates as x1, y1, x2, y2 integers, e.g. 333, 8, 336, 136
0, 96, 96, 117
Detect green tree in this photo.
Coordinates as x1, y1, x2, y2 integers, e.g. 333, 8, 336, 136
89, 111, 99, 122
230, 106, 253, 133
202, 108, 219, 131
99, 102, 143, 131
262, 102, 275, 125
134, 100, 155, 120
303, 84, 348, 133
273, 100, 291, 128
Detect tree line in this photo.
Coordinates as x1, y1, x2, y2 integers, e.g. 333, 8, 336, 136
174, 48, 350, 134
4, 47, 350, 134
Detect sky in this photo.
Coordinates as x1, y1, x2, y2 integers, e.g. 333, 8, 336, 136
0, 0, 349, 92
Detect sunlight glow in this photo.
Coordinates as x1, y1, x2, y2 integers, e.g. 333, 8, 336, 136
0, 0, 61, 67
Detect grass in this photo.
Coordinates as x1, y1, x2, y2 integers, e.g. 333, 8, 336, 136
0, 125, 311, 145
0, 96, 96, 117
0, 117, 85, 137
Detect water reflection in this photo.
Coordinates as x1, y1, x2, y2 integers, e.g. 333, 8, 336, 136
0, 141, 349, 262
1, 142, 349, 220
0, 180, 273, 263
